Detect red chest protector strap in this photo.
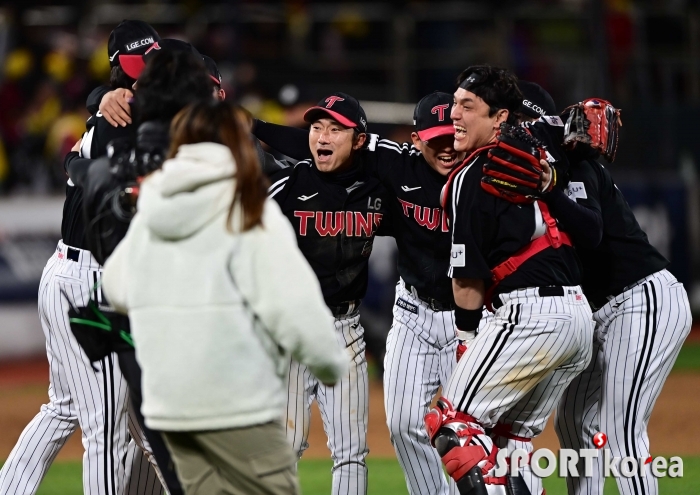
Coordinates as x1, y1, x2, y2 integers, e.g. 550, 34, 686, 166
484, 200, 572, 312
440, 145, 497, 210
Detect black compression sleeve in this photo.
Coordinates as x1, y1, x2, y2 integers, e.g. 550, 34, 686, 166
64, 152, 94, 188
252, 120, 312, 160
543, 187, 603, 249
86, 85, 110, 115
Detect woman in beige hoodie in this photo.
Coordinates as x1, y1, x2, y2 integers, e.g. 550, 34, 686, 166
102, 101, 348, 495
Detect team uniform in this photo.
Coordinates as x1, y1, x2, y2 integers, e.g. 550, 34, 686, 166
268, 108, 392, 494
554, 159, 692, 495
437, 148, 594, 495
0, 22, 169, 495
361, 134, 460, 495
254, 92, 465, 494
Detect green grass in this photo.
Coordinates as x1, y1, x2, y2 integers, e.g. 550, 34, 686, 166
673, 342, 700, 371
7, 457, 700, 494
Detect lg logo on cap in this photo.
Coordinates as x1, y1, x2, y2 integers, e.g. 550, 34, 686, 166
431, 104, 450, 122
325, 96, 344, 108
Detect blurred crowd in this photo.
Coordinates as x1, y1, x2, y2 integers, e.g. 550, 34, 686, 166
0, 0, 699, 194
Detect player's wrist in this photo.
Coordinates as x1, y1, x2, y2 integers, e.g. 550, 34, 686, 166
455, 307, 482, 333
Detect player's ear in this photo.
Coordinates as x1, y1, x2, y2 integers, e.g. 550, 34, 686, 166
353, 132, 367, 150
410, 132, 423, 151
494, 109, 509, 128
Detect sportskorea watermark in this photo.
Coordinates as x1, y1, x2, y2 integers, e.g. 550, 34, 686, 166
493, 448, 683, 479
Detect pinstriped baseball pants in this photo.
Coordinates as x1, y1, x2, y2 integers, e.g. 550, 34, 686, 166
284, 310, 369, 495
0, 242, 163, 495
383, 281, 459, 495
556, 269, 692, 495
444, 286, 594, 495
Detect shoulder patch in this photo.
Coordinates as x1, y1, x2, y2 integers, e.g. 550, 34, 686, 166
541, 115, 564, 127
450, 243, 466, 267
566, 181, 587, 201
396, 298, 418, 315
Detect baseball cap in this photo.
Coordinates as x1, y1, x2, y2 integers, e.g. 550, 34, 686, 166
202, 55, 222, 86
518, 81, 557, 119
108, 20, 160, 72
303, 92, 368, 133
414, 91, 454, 141
121, 38, 203, 80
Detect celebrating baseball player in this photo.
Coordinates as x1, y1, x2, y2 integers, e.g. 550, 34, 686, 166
265, 92, 393, 495
256, 91, 470, 494
425, 65, 595, 495
0, 20, 167, 495
530, 98, 693, 494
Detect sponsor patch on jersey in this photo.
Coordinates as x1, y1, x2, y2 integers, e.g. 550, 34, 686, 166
396, 298, 418, 315
450, 244, 466, 267
566, 182, 587, 201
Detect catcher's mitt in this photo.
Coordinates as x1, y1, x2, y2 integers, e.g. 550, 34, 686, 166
482, 123, 555, 204
562, 98, 622, 162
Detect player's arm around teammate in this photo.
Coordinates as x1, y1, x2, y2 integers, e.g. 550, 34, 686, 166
102, 101, 347, 495
424, 66, 594, 495
256, 92, 473, 495
551, 153, 692, 495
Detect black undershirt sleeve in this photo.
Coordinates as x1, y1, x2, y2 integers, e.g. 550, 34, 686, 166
64, 152, 94, 188
542, 186, 603, 249
252, 120, 312, 161
86, 85, 110, 115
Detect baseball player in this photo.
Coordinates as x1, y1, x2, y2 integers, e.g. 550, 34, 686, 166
426, 65, 594, 495
545, 111, 693, 494
0, 20, 163, 495
267, 92, 392, 495
255, 91, 468, 494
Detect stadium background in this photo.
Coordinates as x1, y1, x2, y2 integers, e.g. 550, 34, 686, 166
1, 0, 700, 493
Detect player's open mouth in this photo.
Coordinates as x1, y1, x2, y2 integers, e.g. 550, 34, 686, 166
316, 149, 333, 162
437, 155, 458, 168
454, 125, 467, 139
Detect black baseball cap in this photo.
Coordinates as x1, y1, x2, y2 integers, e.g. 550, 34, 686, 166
202, 55, 222, 86
121, 38, 203, 80
518, 81, 557, 119
108, 20, 160, 72
303, 92, 368, 133
414, 91, 454, 141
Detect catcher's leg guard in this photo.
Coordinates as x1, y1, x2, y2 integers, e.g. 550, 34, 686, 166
425, 398, 499, 495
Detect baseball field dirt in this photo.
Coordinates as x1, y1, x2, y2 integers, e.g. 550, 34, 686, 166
1, 355, 699, 461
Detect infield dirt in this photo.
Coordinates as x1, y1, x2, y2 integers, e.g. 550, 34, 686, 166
1, 359, 699, 461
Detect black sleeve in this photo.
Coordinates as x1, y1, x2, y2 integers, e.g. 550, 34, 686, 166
252, 120, 312, 160
543, 159, 604, 248
64, 152, 94, 188
86, 85, 110, 115
448, 166, 493, 280
542, 187, 603, 249
359, 135, 408, 185
92, 117, 135, 159
254, 137, 289, 177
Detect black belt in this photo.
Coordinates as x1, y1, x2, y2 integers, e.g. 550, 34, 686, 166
67, 248, 80, 262
404, 283, 455, 312
327, 300, 360, 318
492, 286, 564, 310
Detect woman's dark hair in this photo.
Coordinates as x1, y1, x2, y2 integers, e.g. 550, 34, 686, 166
110, 66, 135, 90
456, 65, 523, 125
168, 101, 269, 232
134, 50, 213, 124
